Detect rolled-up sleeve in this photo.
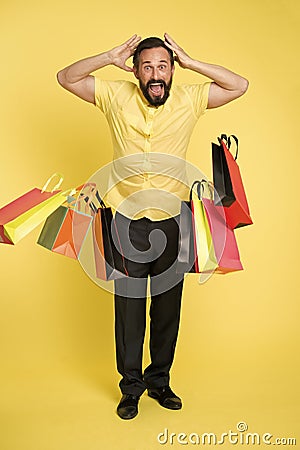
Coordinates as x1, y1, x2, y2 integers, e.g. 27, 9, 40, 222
94, 77, 124, 115
183, 82, 212, 118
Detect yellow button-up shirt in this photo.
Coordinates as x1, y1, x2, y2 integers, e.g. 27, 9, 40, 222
94, 77, 211, 220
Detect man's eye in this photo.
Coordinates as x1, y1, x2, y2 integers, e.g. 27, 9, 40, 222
159, 66, 166, 70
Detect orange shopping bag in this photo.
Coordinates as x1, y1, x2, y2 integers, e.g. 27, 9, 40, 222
37, 184, 94, 259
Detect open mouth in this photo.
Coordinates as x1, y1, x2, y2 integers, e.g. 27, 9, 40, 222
148, 82, 164, 97
140, 78, 171, 106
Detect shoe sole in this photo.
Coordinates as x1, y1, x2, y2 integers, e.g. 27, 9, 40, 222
117, 406, 139, 420
117, 410, 138, 420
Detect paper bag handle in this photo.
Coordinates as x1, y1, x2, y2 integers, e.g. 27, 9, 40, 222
77, 183, 97, 213
41, 173, 64, 193
218, 134, 239, 160
190, 180, 204, 201
201, 180, 214, 201
190, 179, 214, 201
75, 183, 106, 214
85, 187, 106, 213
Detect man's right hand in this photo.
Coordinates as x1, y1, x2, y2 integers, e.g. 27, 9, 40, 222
108, 34, 141, 72
57, 34, 141, 104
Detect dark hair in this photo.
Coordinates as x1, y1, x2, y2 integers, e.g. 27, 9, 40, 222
133, 37, 174, 67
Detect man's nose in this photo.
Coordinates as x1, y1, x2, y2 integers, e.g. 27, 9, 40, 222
152, 67, 159, 79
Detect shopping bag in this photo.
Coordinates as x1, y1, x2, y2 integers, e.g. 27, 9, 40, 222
212, 135, 235, 207
212, 134, 253, 228
92, 191, 128, 281
201, 182, 243, 274
177, 199, 195, 273
0, 173, 72, 245
37, 184, 93, 259
177, 180, 218, 274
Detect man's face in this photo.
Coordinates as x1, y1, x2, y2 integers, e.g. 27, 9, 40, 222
133, 47, 175, 106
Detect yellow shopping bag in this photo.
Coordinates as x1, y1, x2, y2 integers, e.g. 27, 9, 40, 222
190, 181, 218, 273
0, 173, 74, 244
191, 182, 218, 273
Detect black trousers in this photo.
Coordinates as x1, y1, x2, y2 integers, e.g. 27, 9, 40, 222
113, 212, 184, 396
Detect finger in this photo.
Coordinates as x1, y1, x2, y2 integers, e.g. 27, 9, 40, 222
126, 34, 141, 48
131, 37, 141, 50
164, 32, 177, 47
164, 40, 175, 51
164, 40, 179, 57
132, 34, 141, 43
122, 64, 134, 72
120, 35, 138, 52
123, 34, 138, 46
128, 42, 140, 57
129, 40, 141, 59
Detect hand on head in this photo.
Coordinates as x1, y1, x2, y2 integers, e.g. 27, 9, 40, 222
164, 33, 192, 69
109, 34, 141, 72
110, 33, 191, 73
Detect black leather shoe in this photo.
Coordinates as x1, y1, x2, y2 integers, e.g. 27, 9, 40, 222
148, 386, 182, 410
117, 394, 140, 420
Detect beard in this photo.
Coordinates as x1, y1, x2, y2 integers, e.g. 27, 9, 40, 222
139, 77, 173, 107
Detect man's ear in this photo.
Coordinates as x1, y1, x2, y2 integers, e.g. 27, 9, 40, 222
133, 66, 139, 79
171, 65, 175, 76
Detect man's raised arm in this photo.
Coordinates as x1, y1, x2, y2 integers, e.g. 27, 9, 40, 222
164, 33, 249, 109
56, 34, 141, 104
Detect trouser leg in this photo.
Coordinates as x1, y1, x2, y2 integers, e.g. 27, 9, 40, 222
144, 215, 184, 388
114, 293, 147, 396
113, 214, 150, 396
143, 279, 183, 388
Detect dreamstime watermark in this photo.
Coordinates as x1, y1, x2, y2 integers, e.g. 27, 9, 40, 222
74, 153, 227, 295
157, 422, 297, 446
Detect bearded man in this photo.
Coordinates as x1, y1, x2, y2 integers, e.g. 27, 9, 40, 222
57, 33, 248, 419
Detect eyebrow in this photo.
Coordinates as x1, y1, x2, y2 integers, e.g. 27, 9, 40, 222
141, 60, 168, 65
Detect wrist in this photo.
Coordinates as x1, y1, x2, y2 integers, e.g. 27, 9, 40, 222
100, 50, 114, 66
183, 57, 197, 70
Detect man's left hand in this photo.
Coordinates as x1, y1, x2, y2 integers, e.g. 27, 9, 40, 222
164, 33, 193, 69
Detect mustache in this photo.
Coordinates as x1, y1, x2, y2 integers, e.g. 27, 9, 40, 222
146, 79, 167, 89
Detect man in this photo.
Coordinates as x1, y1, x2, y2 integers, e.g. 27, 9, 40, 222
57, 33, 248, 420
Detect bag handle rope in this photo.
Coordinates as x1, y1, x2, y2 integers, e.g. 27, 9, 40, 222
218, 134, 239, 161
41, 173, 64, 193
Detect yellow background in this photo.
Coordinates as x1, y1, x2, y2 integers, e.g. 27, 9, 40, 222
0, 0, 299, 449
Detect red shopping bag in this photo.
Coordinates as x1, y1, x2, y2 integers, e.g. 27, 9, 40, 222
177, 180, 243, 274
212, 134, 253, 229
0, 173, 64, 244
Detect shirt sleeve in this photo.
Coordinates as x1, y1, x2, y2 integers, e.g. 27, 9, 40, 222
93, 77, 125, 115
183, 82, 212, 118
